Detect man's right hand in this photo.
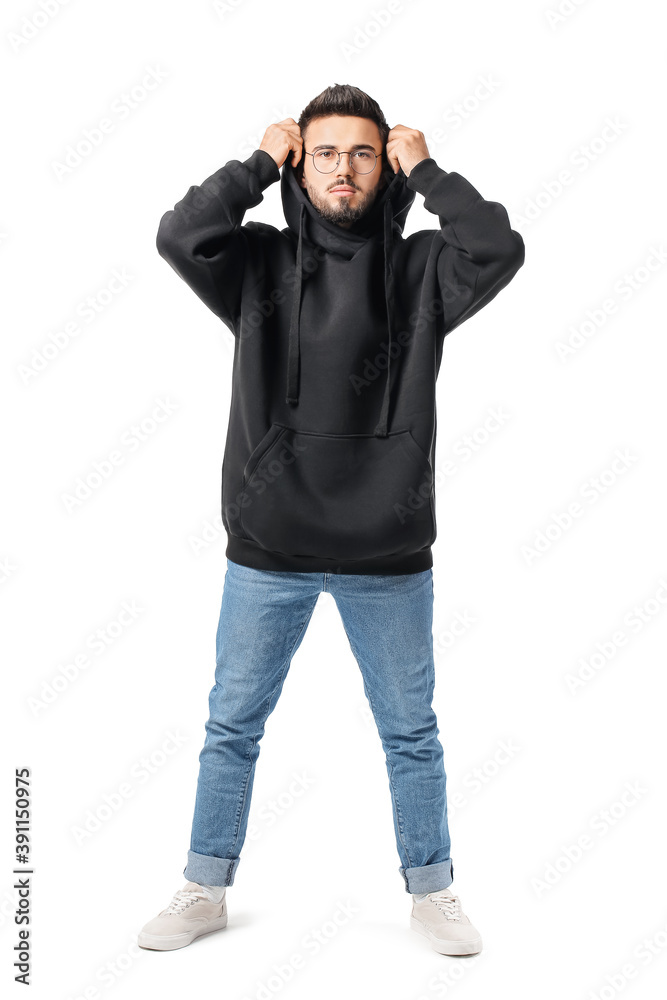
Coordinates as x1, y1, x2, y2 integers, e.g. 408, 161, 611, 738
259, 118, 303, 170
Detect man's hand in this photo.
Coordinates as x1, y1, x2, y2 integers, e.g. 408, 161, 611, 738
386, 125, 430, 177
259, 118, 303, 170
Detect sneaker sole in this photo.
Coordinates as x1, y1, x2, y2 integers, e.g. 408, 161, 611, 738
410, 914, 482, 956
138, 913, 228, 951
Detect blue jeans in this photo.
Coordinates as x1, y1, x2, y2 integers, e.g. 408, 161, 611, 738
183, 559, 453, 894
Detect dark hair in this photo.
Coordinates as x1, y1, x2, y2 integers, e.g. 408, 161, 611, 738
296, 83, 391, 182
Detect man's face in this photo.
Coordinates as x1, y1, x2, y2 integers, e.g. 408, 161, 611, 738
299, 115, 387, 229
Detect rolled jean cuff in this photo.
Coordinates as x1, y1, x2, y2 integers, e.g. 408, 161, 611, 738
399, 859, 453, 894
183, 850, 240, 887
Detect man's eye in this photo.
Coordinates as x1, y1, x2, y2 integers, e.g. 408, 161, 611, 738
318, 150, 334, 158
355, 152, 371, 159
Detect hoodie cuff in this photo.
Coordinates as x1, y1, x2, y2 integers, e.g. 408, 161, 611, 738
405, 157, 446, 193
406, 157, 482, 217
244, 148, 281, 190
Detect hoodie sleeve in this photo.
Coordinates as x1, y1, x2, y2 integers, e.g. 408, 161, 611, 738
405, 158, 525, 335
156, 148, 280, 335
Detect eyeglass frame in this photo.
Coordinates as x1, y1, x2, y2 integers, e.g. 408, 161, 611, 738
303, 148, 380, 174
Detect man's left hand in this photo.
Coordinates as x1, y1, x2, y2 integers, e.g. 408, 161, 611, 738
386, 125, 430, 176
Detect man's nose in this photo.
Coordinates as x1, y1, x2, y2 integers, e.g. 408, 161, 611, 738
334, 152, 357, 174
335, 158, 355, 178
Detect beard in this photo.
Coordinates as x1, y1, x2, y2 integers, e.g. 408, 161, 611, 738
303, 174, 383, 226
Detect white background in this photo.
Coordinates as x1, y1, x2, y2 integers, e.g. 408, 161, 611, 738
3, 0, 666, 997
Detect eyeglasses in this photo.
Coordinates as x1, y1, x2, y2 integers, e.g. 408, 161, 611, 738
303, 149, 378, 174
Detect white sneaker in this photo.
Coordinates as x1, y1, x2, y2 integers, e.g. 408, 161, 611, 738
138, 881, 228, 951
410, 887, 482, 955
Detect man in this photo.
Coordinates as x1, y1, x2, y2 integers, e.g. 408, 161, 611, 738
138, 84, 524, 956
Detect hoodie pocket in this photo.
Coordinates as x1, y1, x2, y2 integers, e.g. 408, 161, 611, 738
234, 423, 435, 560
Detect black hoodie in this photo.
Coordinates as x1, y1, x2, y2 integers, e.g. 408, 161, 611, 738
156, 147, 525, 574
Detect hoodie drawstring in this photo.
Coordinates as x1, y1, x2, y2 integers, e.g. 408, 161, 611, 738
375, 198, 395, 438
285, 203, 304, 408
285, 198, 396, 439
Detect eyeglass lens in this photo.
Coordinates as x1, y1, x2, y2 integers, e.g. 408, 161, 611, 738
312, 150, 377, 174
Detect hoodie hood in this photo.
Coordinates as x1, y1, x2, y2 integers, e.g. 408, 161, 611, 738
280, 157, 416, 437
